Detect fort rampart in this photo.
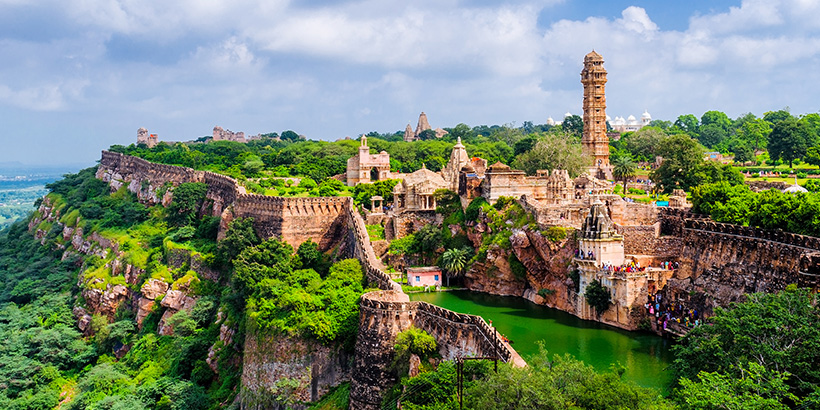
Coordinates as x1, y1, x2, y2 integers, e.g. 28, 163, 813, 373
97, 151, 525, 410
348, 290, 524, 410
658, 208, 820, 312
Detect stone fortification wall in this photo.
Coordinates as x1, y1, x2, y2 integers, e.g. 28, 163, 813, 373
232, 195, 349, 252
201, 171, 241, 214
100, 151, 232, 213
98, 151, 400, 291
658, 208, 820, 315
99, 151, 525, 410
100, 150, 198, 184
746, 180, 789, 192
344, 202, 402, 292
349, 290, 523, 410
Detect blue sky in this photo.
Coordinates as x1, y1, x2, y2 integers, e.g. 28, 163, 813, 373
1, 0, 818, 166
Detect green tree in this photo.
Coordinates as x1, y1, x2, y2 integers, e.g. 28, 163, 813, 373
732, 143, 754, 164
166, 182, 208, 226
671, 286, 820, 399
700, 110, 732, 130
675, 362, 798, 410
584, 279, 611, 316
650, 134, 705, 193
804, 146, 820, 167
317, 178, 345, 196
768, 117, 811, 168
465, 349, 675, 410
216, 217, 261, 265
295, 239, 322, 271
440, 247, 470, 286
736, 118, 772, 151
561, 115, 584, 136
512, 132, 587, 176
415, 224, 441, 264
619, 126, 668, 161
280, 130, 300, 141
611, 156, 636, 192
673, 114, 700, 136
697, 123, 728, 149
763, 109, 793, 125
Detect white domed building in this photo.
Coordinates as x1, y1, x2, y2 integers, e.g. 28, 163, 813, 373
611, 110, 652, 133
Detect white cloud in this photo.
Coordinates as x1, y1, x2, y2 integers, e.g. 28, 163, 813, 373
2, 0, 820, 165
0, 84, 65, 111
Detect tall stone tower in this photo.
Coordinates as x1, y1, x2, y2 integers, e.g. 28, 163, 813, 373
580, 51, 611, 178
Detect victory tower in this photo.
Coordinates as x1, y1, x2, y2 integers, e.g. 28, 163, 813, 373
580, 51, 611, 179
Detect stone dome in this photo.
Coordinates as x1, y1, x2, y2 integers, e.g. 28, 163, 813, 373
642, 110, 652, 119
584, 50, 603, 62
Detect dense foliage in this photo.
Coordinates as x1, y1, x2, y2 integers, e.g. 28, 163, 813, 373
671, 285, 820, 407
0, 163, 371, 409
395, 348, 674, 410
584, 279, 612, 316
691, 182, 820, 236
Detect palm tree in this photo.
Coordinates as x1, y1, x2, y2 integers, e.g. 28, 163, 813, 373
440, 247, 470, 286
612, 156, 636, 194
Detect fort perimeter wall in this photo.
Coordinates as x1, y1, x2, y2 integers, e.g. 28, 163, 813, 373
96, 151, 523, 409
659, 208, 820, 314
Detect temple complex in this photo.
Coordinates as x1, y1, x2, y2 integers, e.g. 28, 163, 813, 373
580, 51, 613, 179
403, 112, 449, 142
573, 200, 673, 328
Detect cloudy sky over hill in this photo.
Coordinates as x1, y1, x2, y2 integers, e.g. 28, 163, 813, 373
1, 0, 819, 165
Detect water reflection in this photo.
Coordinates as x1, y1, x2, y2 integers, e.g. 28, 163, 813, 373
408, 290, 673, 390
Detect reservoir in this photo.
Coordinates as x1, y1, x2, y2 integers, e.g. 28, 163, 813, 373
408, 290, 673, 391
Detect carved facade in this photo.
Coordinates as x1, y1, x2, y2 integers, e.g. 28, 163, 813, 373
346, 136, 393, 186
393, 166, 448, 212
581, 51, 612, 179
573, 200, 667, 329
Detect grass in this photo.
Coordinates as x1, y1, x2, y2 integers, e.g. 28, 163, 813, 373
307, 382, 350, 410
366, 224, 385, 240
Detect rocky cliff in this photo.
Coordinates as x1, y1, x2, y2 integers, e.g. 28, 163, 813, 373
463, 225, 578, 314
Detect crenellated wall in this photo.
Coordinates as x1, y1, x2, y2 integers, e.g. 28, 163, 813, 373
97, 151, 403, 292
348, 290, 524, 410
658, 208, 820, 314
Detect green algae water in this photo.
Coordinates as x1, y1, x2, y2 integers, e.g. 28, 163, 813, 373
408, 290, 673, 391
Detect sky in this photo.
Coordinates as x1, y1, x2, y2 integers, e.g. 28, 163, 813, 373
1, 0, 819, 166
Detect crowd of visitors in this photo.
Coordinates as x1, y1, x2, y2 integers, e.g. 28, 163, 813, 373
646, 293, 703, 331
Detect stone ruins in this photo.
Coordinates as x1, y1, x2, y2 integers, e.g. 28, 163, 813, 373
212, 126, 246, 143
136, 127, 158, 148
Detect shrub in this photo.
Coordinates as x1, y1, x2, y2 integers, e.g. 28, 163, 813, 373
584, 279, 611, 316
543, 226, 567, 242
465, 197, 489, 222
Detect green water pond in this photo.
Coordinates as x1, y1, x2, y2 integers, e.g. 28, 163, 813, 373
408, 290, 673, 391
